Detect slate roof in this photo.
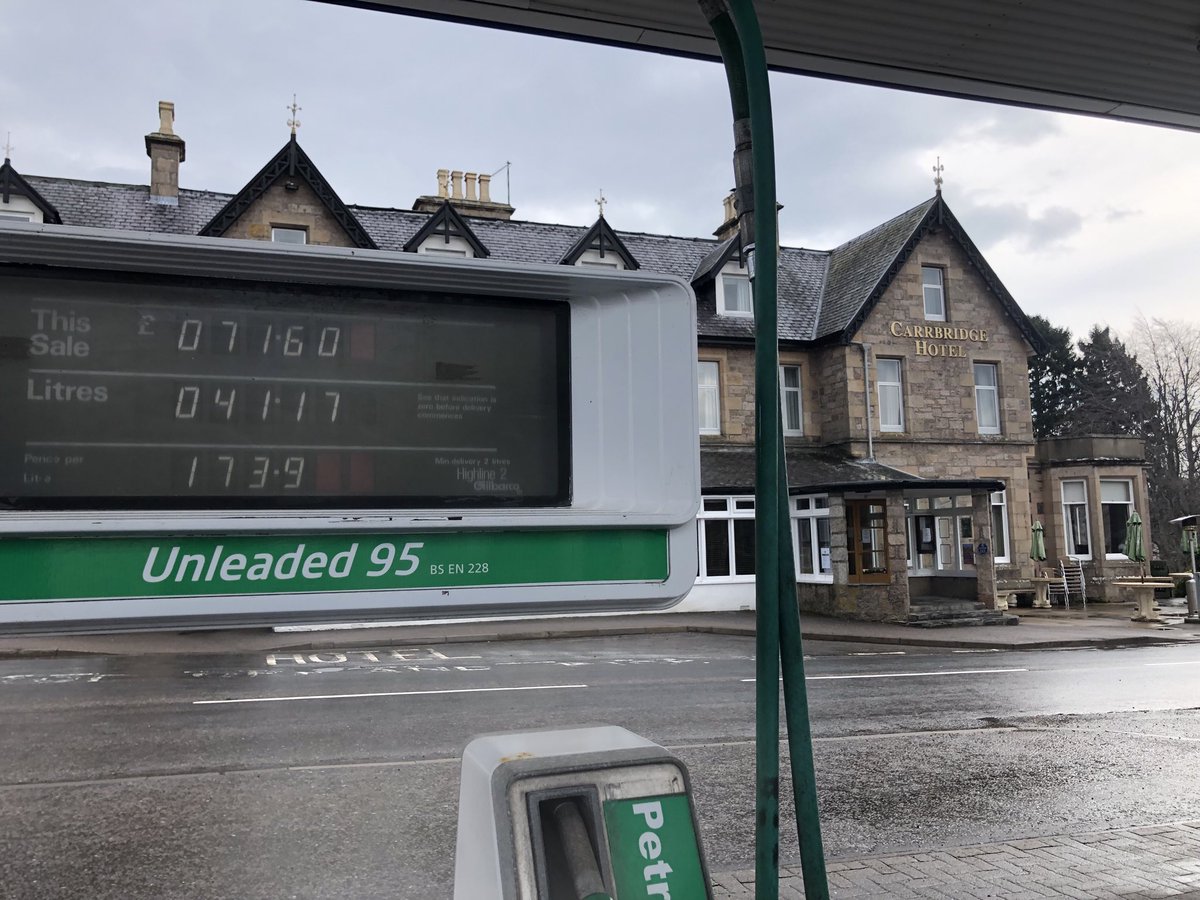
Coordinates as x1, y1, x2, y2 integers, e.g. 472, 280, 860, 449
700, 445, 1004, 494
18, 173, 1038, 350
816, 197, 936, 341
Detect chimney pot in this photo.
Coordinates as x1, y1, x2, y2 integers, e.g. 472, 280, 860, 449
478, 173, 492, 203
464, 172, 477, 202
157, 101, 175, 136
450, 170, 464, 200
437, 169, 449, 199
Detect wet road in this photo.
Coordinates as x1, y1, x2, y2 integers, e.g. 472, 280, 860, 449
2, 633, 1199, 898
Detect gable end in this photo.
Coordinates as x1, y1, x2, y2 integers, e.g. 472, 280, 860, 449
837, 197, 1047, 354
402, 200, 490, 258
198, 138, 377, 249
0, 159, 63, 224
559, 217, 640, 269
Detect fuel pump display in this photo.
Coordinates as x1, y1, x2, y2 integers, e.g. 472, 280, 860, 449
0, 269, 569, 508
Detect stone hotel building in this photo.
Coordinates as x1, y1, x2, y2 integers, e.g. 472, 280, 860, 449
0, 102, 1152, 622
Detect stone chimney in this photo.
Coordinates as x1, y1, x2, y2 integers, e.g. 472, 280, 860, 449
713, 189, 783, 244
413, 166, 515, 221
145, 101, 185, 205
714, 190, 739, 242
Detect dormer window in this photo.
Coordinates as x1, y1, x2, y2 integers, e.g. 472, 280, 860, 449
272, 226, 307, 245
717, 262, 752, 317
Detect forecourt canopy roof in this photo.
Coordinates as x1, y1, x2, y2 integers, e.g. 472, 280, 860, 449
320, 0, 1200, 131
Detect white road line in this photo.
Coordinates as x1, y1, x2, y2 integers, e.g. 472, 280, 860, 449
1144, 660, 1200, 667
193, 683, 587, 705
849, 651, 906, 656
741, 667, 1027, 682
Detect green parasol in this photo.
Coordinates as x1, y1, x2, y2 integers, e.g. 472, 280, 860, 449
1125, 510, 1146, 578
1030, 521, 1047, 575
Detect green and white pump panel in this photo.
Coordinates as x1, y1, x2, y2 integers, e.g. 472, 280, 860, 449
0, 224, 700, 631
455, 725, 712, 899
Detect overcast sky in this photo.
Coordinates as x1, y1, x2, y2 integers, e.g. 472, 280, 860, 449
3, 0, 1197, 338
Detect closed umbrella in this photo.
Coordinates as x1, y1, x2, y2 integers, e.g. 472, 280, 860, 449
1030, 521, 1047, 576
1125, 511, 1146, 579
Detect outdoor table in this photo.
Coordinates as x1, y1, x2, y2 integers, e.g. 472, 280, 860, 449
1029, 576, 1056, 608
1113, 580, 1171, 622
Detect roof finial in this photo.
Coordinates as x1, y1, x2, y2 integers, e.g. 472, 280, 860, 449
595, 188, 606, 219
3, 132, 12, 162
287, 95, 302, 136
933, 156, 944, 194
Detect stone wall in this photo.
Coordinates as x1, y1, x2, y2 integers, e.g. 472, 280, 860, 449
700, 346, 819, 444
796, 492, 909, 621
221, 181, 357, 247
1030, 461, 1152, 601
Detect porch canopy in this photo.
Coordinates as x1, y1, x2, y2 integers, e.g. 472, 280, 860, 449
319, 1, 1200, 131
701, 446, 1004, 496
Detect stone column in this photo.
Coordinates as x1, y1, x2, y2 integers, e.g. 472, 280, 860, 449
886, 490, 910, 619
973, 491, 998, 608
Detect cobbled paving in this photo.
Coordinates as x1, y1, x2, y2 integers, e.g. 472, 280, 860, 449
712, 820, 1200, 898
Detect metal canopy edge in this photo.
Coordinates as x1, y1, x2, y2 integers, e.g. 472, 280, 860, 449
314, 0, 1200, 131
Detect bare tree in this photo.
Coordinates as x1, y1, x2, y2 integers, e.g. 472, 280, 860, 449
1128, 315, 1200, 568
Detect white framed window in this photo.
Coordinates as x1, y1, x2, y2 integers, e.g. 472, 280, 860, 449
716, 262, 752, 317
876, 357, 904, 432
990, 489, 1010, 563
792, 495, 832, 582
780, 364, 803, 436
922, 266, 946, 320
0, 211, 34, 222
1100, 479, 1135, 558
271, 226, 307, 245
698, 496, 756, 580
1061, 480, 1092, 560
974, 363, 1001, 434
698, 361, 721, 435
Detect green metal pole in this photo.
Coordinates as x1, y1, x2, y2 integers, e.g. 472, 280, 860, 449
777, 469, 831, 898
725, 1, 781, 896
702, 2, 830, 896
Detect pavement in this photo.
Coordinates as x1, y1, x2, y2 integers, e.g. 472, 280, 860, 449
4, 599, 1200, 899
0, 597, 1197, 658
713, 820, 1200, 899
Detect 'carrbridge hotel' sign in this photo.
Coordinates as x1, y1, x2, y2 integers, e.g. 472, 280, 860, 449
889, 320, 989, 358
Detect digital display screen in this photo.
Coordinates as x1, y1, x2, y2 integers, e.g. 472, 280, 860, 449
0, 269, 570, 509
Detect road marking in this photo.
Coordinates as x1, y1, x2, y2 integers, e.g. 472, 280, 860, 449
1144, 660, 1200, 667
192, 683, 587, 705
0, 672, 126, 684
951, 648, 1002, 654
849, 651, 906, 656
741, 667, 1027, 682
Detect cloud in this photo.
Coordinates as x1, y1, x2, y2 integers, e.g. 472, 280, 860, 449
959, 201, 1084, 252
